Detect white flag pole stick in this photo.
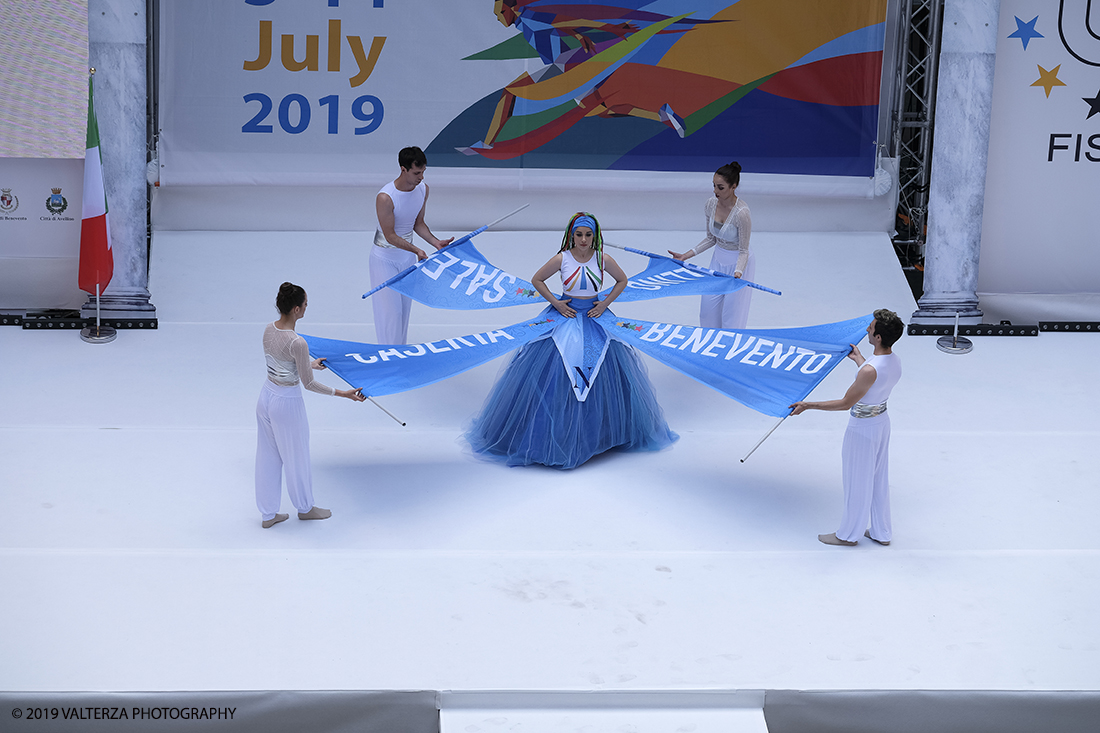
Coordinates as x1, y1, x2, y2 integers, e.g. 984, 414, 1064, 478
367, 396, 406, 427
740, 415, 789, 463
482, 202, 530, 230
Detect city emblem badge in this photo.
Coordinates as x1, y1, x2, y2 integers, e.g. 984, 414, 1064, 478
0, 188, 18, 213
45, 187, 68, 215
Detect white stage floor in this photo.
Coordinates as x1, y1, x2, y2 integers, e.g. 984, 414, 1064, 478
2, 230, 1099, 703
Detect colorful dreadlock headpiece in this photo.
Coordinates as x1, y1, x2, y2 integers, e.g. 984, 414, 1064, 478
559, 212, 605, 271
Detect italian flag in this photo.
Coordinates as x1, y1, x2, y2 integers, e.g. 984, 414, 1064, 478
78, 74, 113, 294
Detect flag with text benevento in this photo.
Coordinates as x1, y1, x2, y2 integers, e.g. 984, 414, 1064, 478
599, 313, 874, 417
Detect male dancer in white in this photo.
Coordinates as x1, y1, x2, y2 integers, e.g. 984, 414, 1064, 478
371, 146, 453, 344
789, 309, 904, 546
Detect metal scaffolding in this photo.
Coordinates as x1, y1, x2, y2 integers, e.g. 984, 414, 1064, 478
889, 0, 944, 275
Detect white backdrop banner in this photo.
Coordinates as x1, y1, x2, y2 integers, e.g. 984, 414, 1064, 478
980, 0, 1100, 304
0, 0, 88, 310
0, 158, 85, 310
158, 0, 890, 188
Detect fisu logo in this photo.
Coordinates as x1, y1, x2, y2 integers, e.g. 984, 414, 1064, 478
1059, 0, 1100, 66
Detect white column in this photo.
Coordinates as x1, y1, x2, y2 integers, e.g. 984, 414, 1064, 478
82, 0, 156, 319
912, 0, 1000, 325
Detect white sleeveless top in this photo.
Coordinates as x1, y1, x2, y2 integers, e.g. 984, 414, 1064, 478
374, 180, 426, 248
560, 249, 603, 295
860, 352, 902, 405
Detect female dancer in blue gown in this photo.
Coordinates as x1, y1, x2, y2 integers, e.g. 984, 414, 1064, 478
465, 213, 677, 469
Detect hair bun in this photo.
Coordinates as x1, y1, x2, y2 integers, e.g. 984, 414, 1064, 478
275, 282, 306, 315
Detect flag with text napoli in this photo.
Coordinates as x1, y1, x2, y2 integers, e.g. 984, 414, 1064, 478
78, 75, 113, 294
613, 254, 751, 303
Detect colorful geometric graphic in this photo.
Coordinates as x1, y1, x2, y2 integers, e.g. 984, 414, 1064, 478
428, 0, 888, 175
1006, 9, 1100, 115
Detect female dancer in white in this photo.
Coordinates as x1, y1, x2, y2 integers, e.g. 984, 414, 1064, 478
668, 161, 754, 329
256, 282, 366, 528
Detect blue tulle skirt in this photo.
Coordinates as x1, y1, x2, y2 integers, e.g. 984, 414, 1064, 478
465, 304, 677, 469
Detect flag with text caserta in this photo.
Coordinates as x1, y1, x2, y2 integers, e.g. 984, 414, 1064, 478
300, 314, 560, 396
598, 313, 874, 417
78, 75, 113, 294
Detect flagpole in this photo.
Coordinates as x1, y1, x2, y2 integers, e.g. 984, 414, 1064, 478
603, 241, 782, 296
362, 203, 531, 299
80, 283, 117, 344
367, 396, 406, 427
740, 414, 789, 463
79, 67, 116, 345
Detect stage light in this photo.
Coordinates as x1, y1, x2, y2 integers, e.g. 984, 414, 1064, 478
1040, 322, 1100, 332
908, 323, 1039, 337
18, 311, 158, 331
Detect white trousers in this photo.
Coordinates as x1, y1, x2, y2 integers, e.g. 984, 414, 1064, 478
700, 246, 755, 330
370, 245, 417, 345
837, 412, 892, 543
255, 381, 314, 520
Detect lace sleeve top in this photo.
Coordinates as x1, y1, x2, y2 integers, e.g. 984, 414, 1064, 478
693, 196, 752, 275
262, 323, 336, 396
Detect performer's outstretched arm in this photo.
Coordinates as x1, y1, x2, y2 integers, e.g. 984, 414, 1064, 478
790, 347, 875, 414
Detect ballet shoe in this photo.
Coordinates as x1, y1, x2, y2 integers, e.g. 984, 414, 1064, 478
864, 530, 890, 546
298, 506, 332, 520
818, 532, 857, 546
262, 513, 289, 529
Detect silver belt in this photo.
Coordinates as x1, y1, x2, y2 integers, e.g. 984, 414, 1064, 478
373, 229, 413, 249
850, 401, 887, 418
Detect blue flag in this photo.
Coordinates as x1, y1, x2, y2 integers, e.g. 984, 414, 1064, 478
612, 255, 751, 303
598, 313, 874, 417
387, 240, 544, 309
305, 309, 873, 419
301, 313, 558, 397
385, 241, 753, 310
